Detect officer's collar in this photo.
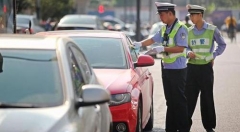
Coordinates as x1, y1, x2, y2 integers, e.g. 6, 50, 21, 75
193, 21, 207, 30
166, 18, 178, 28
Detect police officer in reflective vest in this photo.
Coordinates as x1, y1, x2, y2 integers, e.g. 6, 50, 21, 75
133, 2, 189, 132
185, 4, 226, 132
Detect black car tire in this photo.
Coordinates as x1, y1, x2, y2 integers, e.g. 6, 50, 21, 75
143, 98, 154, 131
135, 99, 143, 132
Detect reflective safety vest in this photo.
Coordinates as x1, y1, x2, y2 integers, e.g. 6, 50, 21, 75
161, 21, 187, 63
188, 24, 216, 64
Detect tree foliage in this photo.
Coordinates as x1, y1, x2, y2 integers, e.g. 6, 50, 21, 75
17, 0, 74, 20
16, 0, 34, 13
40, 0, 74, 20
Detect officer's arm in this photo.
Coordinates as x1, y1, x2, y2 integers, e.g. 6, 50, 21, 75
141, 38, 155, 46
213, 28, 227, 58
164, 46, 185, 53
141, 29, 163, 46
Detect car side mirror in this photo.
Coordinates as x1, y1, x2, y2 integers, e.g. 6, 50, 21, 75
75, 84, 110, 108
134, 55, 155, 67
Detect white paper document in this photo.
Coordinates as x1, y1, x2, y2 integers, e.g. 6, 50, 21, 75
143, 49, 158, 55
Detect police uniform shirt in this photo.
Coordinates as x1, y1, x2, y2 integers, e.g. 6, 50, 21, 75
186, 4, 226, 58
187, 21, 226, 58
152, 24, 188, 69
151, 2, 188, 69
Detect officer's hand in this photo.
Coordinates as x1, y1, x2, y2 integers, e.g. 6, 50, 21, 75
152, 46, 165, 53
211, 59, 214, 66
132, 42, 142, 49
188, 51, 196, 59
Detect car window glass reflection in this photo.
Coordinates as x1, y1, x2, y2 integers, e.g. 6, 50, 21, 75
72, 37, 127, 69
0, 50, 63, 107
69, 48, 84, 97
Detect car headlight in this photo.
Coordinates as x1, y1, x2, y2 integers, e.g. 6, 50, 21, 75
109, 93, 131, 106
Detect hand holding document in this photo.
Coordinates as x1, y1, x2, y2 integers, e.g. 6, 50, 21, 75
144, 46, 165, 55
143, 49, 158, 55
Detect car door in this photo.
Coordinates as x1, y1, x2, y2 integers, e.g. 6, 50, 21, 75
126, 36, 152, 121
67, 44, 100, 132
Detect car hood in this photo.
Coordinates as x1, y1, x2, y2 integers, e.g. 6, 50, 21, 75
93, 69, 134, 94
0, 106, 68, 132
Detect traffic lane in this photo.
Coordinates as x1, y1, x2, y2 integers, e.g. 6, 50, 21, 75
145, 58, 166, 132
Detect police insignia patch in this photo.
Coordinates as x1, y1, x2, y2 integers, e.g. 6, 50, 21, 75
181, 33, 186, 39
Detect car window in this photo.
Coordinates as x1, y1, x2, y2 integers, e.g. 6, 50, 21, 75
0, 50, 63, 107
71, 45, 92, 84
16, 17, 30, 24
33, 18, 39, 26
71, 37, 127, 69
68, 47, 85, 97
126, 36, 138, 62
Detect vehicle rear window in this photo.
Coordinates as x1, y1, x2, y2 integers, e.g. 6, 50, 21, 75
0, 50, 63, 107
71, 37, 127, 69
59, 16, 96, 25
17, 17, 30, 24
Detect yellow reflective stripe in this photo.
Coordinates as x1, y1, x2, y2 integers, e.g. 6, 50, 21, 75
163, 49, 186, 58
195, 54, 205, 59
192, 49, 210, 53
168, 38, 174, 46
205, 54, 214, 61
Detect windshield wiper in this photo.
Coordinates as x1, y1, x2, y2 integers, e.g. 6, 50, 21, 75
0, 102, 40, 108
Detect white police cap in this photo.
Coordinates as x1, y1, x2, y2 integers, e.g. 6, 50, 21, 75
186, 4, 206, 14
155, 2, 176, 14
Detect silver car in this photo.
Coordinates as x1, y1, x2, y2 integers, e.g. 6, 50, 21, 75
16, 14, 45, 33
0, 34, 112, 132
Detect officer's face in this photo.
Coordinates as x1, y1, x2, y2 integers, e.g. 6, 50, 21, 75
158, 11, 170, 23
190, 13, 202, 24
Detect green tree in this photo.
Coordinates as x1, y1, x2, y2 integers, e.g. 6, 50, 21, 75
16, 0, 34, 13
40, 0, 74, 20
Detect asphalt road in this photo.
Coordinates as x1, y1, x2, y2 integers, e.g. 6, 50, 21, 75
145, 33, 240, 132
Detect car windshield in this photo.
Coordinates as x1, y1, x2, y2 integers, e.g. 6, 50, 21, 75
0, 50, 63, 107
71, 37, 127, 69
59, 15, 96, 25
16, 17, 30, 25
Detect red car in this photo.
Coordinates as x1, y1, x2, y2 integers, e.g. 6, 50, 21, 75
37, 30, 155, 132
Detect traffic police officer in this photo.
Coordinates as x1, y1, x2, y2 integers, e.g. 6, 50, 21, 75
133, 2, 189, 132
185, 4, 226, 132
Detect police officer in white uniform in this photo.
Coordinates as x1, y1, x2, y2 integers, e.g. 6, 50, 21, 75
185, 4, 226, 132
133, 2, 189, 132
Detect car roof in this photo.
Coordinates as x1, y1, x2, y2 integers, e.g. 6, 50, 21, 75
0, 34, 69, 50
62, 14, 98, 19
36, 30, 125, 39
16, 14, 35, 18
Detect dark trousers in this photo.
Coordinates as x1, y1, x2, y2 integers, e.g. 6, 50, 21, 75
162, 66, 189, 132
185, 63, 216, 131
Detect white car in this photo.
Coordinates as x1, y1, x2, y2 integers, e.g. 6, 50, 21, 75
0, 34, 112, 132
